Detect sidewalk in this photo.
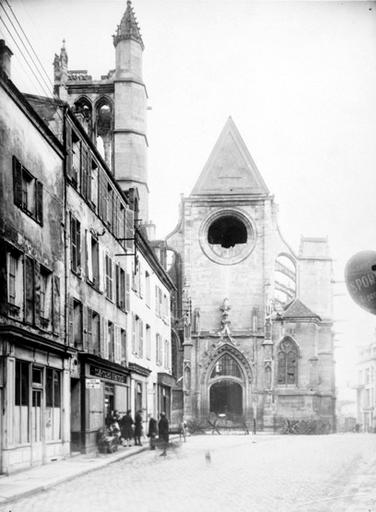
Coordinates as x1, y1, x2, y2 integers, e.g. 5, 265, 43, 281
0, 443, 148, 507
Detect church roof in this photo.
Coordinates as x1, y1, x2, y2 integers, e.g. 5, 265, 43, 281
281, 298, 321, 321
191, 117, 270, 196
113, 1, 144, 49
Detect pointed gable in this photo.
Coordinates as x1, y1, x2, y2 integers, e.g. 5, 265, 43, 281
282, 298, 321, 321
191, 117, 269, 196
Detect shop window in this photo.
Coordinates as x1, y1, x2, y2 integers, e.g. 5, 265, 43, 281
45, 368, 61, 441
108, 321, 115, 362
120, 328, 127, 364
15, 360, 30, 444
70, 214, 81, 274
105, 255, 113, 300
13, 156, 43, 225
145, 324, 151, 360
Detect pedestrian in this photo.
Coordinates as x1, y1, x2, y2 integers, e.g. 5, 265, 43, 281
147, 413, 158, 450
120, 410, 134, 447
158, 412, 169, 456
179, 418, 187, 442
134, 410, 143, 446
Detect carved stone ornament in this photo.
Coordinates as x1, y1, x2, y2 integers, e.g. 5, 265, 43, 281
218, 297, 233, 342
200, 343, 252, 384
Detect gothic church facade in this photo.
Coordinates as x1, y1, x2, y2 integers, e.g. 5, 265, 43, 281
166, 119, 336, 432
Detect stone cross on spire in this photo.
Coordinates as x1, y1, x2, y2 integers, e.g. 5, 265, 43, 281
113, 1, 144, 49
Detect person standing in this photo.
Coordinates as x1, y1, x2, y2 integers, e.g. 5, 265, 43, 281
120, 410, 134, 447
147, 414, 158, 450
134, 410, 143, 446
158, 412, 169, 456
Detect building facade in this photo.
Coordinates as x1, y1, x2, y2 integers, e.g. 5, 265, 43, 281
356, 339, 376, 432
166, 118, 336, 432
0, 43, 70, 474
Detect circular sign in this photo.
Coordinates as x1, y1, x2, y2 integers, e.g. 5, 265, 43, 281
345, 250, 376, 315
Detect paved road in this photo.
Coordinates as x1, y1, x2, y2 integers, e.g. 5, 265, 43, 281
3, 433, 376, 512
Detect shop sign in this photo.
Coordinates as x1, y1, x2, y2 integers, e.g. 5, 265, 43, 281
89, 365, 127, 384
345, 250, 376, 315
86, 378, 101, 389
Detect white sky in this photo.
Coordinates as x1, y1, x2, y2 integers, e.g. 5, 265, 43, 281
2, 0, 376, 399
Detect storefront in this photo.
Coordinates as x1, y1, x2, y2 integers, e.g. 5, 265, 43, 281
0, 332, 71, 475
157, 373, 176, 421
76, 354, 130, 453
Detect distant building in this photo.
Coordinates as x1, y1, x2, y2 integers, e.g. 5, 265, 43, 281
356, 339, 376, 432
166, 118, 336, 432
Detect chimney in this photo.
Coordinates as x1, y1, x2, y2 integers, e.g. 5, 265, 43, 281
0, 40, 13, 78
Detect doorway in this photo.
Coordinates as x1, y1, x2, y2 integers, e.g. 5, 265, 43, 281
210, 381, 243, 416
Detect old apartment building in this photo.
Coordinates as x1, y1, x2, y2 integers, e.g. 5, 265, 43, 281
356, 337, 376, 432
0, 41, 70, 473
0, 0, 175, 474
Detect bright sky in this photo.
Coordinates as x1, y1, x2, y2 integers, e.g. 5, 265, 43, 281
2, 0, 376, 399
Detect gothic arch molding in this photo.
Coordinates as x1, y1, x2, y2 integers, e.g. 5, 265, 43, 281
201, 343, 253, 385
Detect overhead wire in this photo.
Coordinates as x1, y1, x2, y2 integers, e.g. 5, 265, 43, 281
0, 1, 66, 124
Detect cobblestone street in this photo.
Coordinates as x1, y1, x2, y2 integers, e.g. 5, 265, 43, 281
2, 433, 376, 512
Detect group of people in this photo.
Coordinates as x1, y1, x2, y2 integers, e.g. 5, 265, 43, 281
105, 409, 170, 454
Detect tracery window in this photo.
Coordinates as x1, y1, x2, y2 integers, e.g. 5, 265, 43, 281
210, 354, 242, 379
277, 338, 298, 385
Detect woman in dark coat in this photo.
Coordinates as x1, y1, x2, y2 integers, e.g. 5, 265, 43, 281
134, 410, 143, 446
120, 410, 134, 447
147, 414, 158, 450
158, 412, 169, 456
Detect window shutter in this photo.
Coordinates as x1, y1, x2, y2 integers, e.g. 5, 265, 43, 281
76, 220, 81, 271
86, 231, 93, 282
155, 286, 158, 315
98, 245, 104, 293
67, 296, 74, 345
115, 264, 120, 306
70, 213, 76, 272
0, 242, 8, 314
115, 326, 121, 363
52, 275, 60, 335
125, 271, 130, 311
82, 305, 88, 352
103, 319, 108, 359
99, 315, 104, 357
66, 125, 73, 179
87, 308, 92, 352
81, 147, 88, 199
13, 156, 22, 207
87, 155, 92, 201
36, 181, 43, 225
34, 261, 41, 327
131, 314, 136, 354
139, 320, 143, 358
24, 256, 34, 324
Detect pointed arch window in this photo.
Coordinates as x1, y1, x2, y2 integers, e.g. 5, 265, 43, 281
210, 354, 242, 379
277, 338, 298, 385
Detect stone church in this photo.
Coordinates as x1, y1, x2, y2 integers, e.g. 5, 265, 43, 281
166, 118, 336, 432
50, 1, 335, 432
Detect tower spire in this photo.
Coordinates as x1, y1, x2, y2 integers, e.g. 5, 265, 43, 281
113, 1, 144, 49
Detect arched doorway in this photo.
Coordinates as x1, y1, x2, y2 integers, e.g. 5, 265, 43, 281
210, 381, 242, 415
208, 353, 245, 417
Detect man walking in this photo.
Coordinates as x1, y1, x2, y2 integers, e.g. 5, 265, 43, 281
158, 412, 169, 456
134, 410, 143, 446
